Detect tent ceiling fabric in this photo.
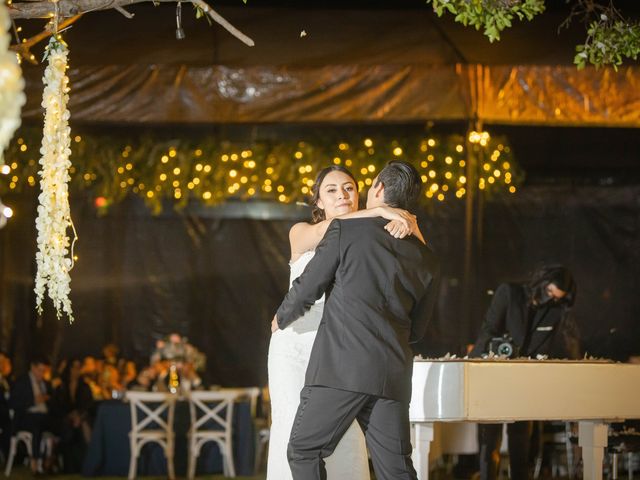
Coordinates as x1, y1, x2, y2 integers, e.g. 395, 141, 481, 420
479, 66, 640, 127
17, 5, 640, 126
20, 63, 640, 126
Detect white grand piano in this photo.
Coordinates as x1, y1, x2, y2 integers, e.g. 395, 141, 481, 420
410, 359, 640, 480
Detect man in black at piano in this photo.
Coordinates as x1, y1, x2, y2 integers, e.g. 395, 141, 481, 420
469, 265, 581, 480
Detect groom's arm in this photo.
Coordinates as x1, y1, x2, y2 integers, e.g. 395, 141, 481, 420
275, 220, 342, 330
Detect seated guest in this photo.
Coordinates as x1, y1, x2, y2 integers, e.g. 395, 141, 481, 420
81, 356, 102, 399
52, 358, 94, 473
120, 360, 138, 389
9, 356, 55, 474
98, 362, 122, 399
127, 365, 157, 392
470, 265, 581, 480
102, 343, 120, 368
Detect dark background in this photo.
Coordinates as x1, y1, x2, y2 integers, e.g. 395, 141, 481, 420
2, 0, 639, 383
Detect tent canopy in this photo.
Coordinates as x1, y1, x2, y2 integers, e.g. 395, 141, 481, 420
16, 4, 640, 126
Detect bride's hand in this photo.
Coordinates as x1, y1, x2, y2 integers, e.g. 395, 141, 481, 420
384, 220, 412, 238
379, 207, 417, 231
380, 207, 417, 239
271, 315, 279, 333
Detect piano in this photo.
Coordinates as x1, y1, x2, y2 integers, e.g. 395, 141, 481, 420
409, 359, 640, 480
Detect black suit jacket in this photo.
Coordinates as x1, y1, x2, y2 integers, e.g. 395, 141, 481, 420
9, 373, 53, 429
276, 217, 440, 403
470, 283, 581, 359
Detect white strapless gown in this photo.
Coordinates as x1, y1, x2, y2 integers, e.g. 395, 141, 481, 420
267, 251, 370, 480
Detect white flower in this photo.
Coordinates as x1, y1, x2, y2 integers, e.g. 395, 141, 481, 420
34, 37, 75, 322
0, 4, 26, 164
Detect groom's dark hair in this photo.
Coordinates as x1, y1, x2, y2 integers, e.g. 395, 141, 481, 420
375, 161, 422, 210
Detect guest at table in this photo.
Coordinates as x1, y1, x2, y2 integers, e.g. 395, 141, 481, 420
120, 360, 138, 389
81, 356, 102, 399
102, 343, 121, 368
98, 362, 122, 399
9, 356, 55, 474
127, 365, 158, 392
470, 265, 581, 480
52, 358, 95, 472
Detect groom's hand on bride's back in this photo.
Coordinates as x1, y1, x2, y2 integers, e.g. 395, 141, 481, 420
271, 314, 279, 333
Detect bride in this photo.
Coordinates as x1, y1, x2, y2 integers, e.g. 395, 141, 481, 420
267, 165, 422, 479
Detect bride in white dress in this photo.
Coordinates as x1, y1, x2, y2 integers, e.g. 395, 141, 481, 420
267, 165, 421, 480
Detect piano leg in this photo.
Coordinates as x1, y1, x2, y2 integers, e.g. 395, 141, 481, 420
412, 422, 434, 480
578, 421, 608, 480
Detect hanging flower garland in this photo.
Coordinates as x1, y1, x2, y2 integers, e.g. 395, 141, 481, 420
0, 3, 26, 164
34, 35, 77, 322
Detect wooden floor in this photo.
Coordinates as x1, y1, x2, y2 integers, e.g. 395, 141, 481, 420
6, 466, 266, 480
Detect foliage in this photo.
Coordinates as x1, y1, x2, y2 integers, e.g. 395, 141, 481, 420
427, 0, 545, 42
425, 0, 640, 69
575, 17, 640, 70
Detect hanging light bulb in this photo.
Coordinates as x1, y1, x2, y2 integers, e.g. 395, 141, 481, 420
175, 2, 186, 40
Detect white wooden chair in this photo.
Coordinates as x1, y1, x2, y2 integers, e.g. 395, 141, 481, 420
126, 391, 176, 480
4, 430, 34, 476
212, 387, 260, 417
187, 390, 239, 479
211, 386, 268, 474
254, 387, 271, 474
4, 408, 56, 477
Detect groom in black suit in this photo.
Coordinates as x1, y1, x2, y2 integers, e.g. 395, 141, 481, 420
273, 161, 440, 480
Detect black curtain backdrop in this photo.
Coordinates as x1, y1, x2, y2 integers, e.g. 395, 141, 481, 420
1, 183, 639, 384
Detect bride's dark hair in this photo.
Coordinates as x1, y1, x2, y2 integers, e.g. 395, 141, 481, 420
310, 165, 358, 224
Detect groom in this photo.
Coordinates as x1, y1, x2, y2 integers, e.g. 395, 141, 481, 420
272, 161, 440, 480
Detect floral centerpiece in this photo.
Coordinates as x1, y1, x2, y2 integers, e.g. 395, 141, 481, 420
151, 333, 206, 371
150, 333, 206, 393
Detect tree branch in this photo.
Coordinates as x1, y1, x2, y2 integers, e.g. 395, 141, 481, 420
8, 0, 255, 46
10, 15, 82, 64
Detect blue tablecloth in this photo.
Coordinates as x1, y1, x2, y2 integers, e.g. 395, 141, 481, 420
82, 400, 255, 476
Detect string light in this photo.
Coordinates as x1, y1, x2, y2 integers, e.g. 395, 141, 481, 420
1, 131, 520, 209
468, 130, 490, 146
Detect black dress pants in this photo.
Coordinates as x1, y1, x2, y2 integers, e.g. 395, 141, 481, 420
478, 421, 532, 480
15, 412, 51, 460
287, 385, 417, 480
